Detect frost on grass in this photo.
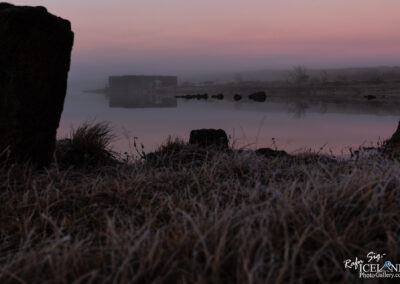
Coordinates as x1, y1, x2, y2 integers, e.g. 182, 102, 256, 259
0, 141, 399, 283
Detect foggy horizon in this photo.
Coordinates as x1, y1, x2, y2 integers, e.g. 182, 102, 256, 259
10, 0, 400, 81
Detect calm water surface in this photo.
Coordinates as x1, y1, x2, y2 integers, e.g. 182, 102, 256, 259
58, 83, 399, 155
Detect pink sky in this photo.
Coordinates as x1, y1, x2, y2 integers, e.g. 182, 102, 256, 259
11, 0, 400, 77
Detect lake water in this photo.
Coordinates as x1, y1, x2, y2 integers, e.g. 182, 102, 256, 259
58, 82, 400, 155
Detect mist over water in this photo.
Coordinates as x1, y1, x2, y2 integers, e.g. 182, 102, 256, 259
59, 79, 399, 155
14, 0, 397, 154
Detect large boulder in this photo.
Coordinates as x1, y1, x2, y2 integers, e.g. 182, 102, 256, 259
383, 121, 400, 155
189, 129, 229, 150
0, 3, 74, 166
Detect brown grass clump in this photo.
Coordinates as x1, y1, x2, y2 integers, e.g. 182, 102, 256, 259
55, 122, 118, 168
0, 143, 399, 283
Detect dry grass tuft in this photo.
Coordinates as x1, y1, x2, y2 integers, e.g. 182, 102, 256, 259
1, 139, 399, 283
55, 122, 118, 168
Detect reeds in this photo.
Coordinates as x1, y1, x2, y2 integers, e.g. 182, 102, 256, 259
0, 141, 399, 283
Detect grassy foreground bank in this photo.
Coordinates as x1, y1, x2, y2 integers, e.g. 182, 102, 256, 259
1, 127, 400, 283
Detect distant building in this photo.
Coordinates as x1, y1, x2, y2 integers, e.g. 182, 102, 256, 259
106, 75, 178, 108
108, 75, 178, 92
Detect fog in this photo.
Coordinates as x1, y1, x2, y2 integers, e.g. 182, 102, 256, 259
69, 53, 400, 84
9, 0, 400, 83
6, 0, 400, 154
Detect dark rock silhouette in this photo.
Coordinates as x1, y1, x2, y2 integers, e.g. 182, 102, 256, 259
255, 148, 289, 158
383, 121, 400, 155
249, 91, 267, 102
211, 93, 224, 100
198, 93, 208, 100
0, 3, 74, 166
175, 94, 208, 100
234, 94, 242, 101
364, 95, 377, 100
189, 129, 229, 149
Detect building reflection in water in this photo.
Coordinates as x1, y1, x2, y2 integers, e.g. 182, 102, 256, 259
108, 91, 177, 109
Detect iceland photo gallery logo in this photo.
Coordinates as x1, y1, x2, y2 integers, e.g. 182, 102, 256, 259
344, 251, 400, 279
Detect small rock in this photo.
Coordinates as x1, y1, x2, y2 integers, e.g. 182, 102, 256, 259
175, 94, 208, 100
198, 93, 208, 100
211, 94, 224, 100
234, 94, 242, 101
189, 129, 229, 149
249, 91, 266, 102
364, 95, 377, 100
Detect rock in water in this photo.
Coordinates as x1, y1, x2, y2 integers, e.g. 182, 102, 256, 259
189, 129, 229, 149
233, 94, 242, 101
211, 94, 224, 100
248, 91, 266, 102
0, 3, 74, 166
364, 95, 377, 100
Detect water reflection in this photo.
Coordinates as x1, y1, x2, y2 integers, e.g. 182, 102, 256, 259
59, 84, 400, 155
108, 91, 177, 109
282, 98, 400, 118
288, 102, 310, 118
182, 93, 400, 118
173, 94, 400, 118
